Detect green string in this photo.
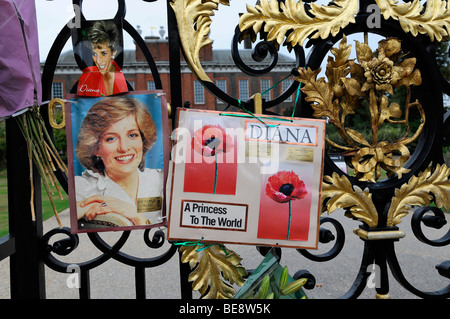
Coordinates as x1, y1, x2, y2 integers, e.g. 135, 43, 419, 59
291, 81, 302, 118
260, 73, 292, 98
174, 238, 205, 247
219, 71, 302, 127
196, 243, 229, 256
174, 238, 229, 256
220, 100, 290, 128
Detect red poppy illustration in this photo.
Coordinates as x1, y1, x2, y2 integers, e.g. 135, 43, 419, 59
266, 171, 308, 203
192, 124, 234, 156
191, 124, 234, 193
265, 170, 308, 240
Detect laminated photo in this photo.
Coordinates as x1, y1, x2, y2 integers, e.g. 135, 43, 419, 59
167, 109, 326, 249
65, 91, 169, 233
71, 18, 128, 97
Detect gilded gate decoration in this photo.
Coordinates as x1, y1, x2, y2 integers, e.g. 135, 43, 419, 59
295, 35, 424, 182
14, 0, 447, 300
169, 0, 450, 299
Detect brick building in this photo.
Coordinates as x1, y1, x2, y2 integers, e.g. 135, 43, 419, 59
47, 29, 297, 114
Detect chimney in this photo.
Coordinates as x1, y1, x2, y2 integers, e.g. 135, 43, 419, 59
135, 26, 213, 62
135, 26, 169, 61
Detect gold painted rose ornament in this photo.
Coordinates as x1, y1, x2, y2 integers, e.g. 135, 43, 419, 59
295, 35, 425, 182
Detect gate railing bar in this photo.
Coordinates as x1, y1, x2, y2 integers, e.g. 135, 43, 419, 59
6, 117, 45, 299
0, 235, 15, 262
166, 0, 194, 298
135, 266, 146, 299
167, 0, 182, 128
80, 269, 90, 299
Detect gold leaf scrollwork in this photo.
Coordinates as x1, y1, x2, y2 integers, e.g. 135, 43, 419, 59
179, 244, 247, 299
387, 164, 450, 227
239, 0, 450, 46
239, 0, 359, 48
171, 0, 450, 96
170, 0, 230, 82
322, 173, 379, 228
377, 0, 450, 42
323, 165, 450, 228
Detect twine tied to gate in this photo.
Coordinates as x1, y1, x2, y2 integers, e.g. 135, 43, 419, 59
219, 69, 302, 127
174, 238, 229, 256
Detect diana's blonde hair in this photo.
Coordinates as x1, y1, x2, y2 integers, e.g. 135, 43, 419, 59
76, 97, 157, 175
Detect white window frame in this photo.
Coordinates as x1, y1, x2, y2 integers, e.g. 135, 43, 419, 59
147, 81, 156, 91
194, 80, 205, 104
260, 79, 271, 100
239, 79, 249, 101
52, 82, 63, 99
282, 78, 293, 102
216, 79, 227, 103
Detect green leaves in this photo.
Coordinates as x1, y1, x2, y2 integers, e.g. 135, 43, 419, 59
280, 277, 308, 296
279, 265, 289, 289
256, 275, 271, 299
253, 266, 307, 299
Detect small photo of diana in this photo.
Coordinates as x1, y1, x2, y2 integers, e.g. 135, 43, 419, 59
71, 18, 129, 97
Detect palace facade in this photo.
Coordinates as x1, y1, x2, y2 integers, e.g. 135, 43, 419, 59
46, 28, 297, 115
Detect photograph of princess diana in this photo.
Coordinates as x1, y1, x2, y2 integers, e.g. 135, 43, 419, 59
71, 18, 128, 97
66, 92, 168, 232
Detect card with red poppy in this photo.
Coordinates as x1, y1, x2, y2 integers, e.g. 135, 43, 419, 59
168, 108, 326, 250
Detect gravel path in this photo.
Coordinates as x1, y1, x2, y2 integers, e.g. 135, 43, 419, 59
1, 207, 448, 299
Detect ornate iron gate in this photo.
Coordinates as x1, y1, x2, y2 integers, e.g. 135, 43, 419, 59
2, 0, 449, 299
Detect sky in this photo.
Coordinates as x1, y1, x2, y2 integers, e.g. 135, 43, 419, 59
35, 0, 254, 61
35, 0, 380, 76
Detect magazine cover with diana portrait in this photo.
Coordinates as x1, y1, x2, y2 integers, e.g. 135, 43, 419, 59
65, 91, 169, 233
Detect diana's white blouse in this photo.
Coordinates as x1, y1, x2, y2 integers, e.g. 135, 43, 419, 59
75, 168, 164, 225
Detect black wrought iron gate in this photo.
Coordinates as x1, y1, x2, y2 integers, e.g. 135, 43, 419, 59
1, 0, 449, 299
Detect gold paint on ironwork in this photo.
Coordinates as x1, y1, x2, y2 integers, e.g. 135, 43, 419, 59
251, 93, 263, 114
48, 98, 65, 130
171, 0, 450, 102
377, 0, 450, 42
167, 102, 172, 118
353, 228, 406, 240
239, 0, 359, 48
322, 164, 450, 228
239, 0, 450, 48
295, 35, 425, 182
376, 293, 391, 299
386, 164, 450, 227
322, 172, 379, 228
179, 244, 247, 299
170, 0, 230, 82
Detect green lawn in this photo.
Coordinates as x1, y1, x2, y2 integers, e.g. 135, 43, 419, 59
0, 172, 8, 237
0, 172, 69, 237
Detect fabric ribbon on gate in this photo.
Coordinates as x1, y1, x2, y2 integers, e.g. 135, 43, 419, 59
0, 0, 41, 119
